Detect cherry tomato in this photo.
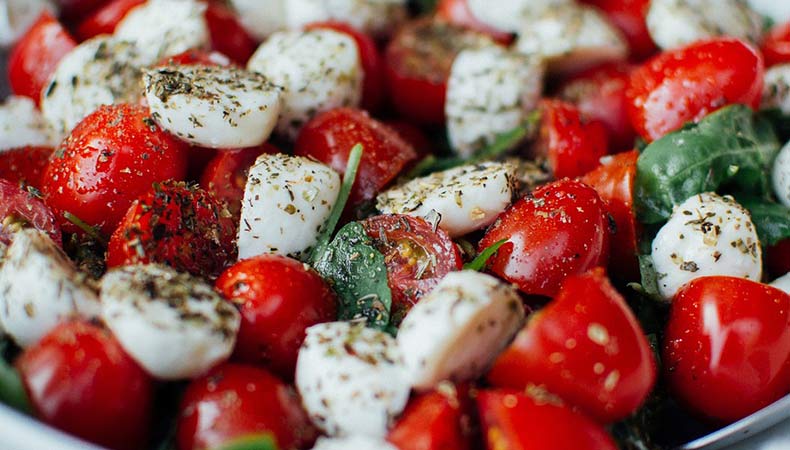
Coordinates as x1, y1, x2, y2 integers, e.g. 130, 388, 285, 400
387, 384, 474, 450
580, 150, 640, 279
384, 120, 432, 159
436, 0, 513, 44
215, 254, 337, 380
580, 0, 656, 61
107, 181, 236, 278
766, 239, 790, 278
762, 22, 790, 67
479, 179, 611, 297
16, 321, 153, 450
664, 276, 790, 423
42, 103, 189, 236
157, 50, 231, 67
55, 0, 109, 20
626, 38, 764, 142
75, 0, 145, 40
294, 108, 417, 207
385, 17, 493, 125
477, 389, 618, 450
205, 1, 258, 65
177, 363, 318, 450
0, 146, 53, 190
489, 268, 656, 423
361, 214, 463, 323
0, 179, 61, 246
8, 12, 77, 105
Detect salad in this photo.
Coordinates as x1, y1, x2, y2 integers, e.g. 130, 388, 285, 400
1, 0, 790, 449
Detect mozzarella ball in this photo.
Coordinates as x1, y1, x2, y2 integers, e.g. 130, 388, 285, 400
762, 64, 790, 116
228, 0, 288, 40
247, 29, 363, 140
651, 193, 762, 300
311, 436, 399, 450
773, 140, 790, 207
466, 0, 573, 33
285, 0, 407, 38
747, 0, 790, 24
100, 264, 240, 380
0, 0, 55, 47
0, 96, 56, 150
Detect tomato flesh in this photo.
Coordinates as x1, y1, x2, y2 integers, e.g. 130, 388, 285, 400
0, 179, 62, 246
0, 146, 53, 190
387, 385, 474, 450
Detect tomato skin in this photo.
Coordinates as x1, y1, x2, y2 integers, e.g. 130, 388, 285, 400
16, 321, 153, 450
580, 0, 656, 61
75, 0, 145, 40
387, 385, 474, 450
480, 179, 611, 297
626, 38, 764, 142
215, 255, 337, 380
664, 276, 790, 423
294, 108, 417, 206
205, 1, 258, 65
8, 12, 77, 105
42, 104, 189, 236
177, 363, 318, 450
384, 120, 432, 159
436, 0, 513, 44
55, 0, 108, 20
766, 239, 790, 278
477, 389, 618, 450
0, 146, 53, 190
762, 22, 790, 67
0, 179, 62, 246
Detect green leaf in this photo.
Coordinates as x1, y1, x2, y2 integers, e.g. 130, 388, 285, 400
63, 211, 108, 246
314, 222, 392, 329
464, 239, 507, 271
214, 435, 278, 450
738, 196, 790, 246
635, 105, 780, 224
0, 340, 30, 414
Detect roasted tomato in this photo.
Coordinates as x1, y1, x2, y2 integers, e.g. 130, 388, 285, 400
436, 0, 513, 44
0, 179, 61, 246
580, 0, 656, 60
762, 22, 790, 67
0, 146, 53, 190
75, 0, 145, 40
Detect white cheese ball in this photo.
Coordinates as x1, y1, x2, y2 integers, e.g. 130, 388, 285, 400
771, 273, 790, 295
0, 0, 55, 48
0, 229, 100, 348
229, 0, 288, 40
772, 140, 790, 207
0, 96, 56, 150
144, 65, 283, 149
646, 0, 763, 51
311, 436, 399, 450
296, 321, 410, 438
247, 29, 363, 140
747, 0, 790, 24
467, 0, 573, 33
377, 161, 518, 238
651, 193, 762, 300
445, 45, 543, 158
100, 264, 240, 380
238, 153, 341, 260
285, 0, 407, 38
762, 64, 790, 116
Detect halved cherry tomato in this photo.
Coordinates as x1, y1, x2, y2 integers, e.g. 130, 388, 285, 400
488, 268, 656, 423
626, 38, 764, 142
436, 0, 513, 44
177, 363, 318, 450
0, 146, 53, 190
16, 321, 153, 450
8, 12, 77, 105
42, 103, 189, 236
205, 1, 259, 65
664, 276, 790, 423
106, 181, 236, 278
480, 179, 611, 297
477, 389, 618, 450
361, 214, 463, 323
215, 254, 337, 380
580, 0, 656, 61
580, 150, 640, 279
75, 0, 144, 40
0, 179, 61, 246
762, 22, 790, 67
294, 108, 417, 207
766, 239, 790, 278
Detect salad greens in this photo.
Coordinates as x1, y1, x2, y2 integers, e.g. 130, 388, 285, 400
737, 196, 790, 247
0, 340, 30, 414
463, 239, 507, 272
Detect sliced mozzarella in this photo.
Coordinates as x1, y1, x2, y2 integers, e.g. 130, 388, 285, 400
397, 270, 525, 391
646, 0, 763, 51
0, 96, 56, 150
771, 273, 790, 295
41, 36, 145, 138
247, 29, 363, 140
446, 45, 543, 157
238, 153, 340, 260
376, 161, 517, 238
114, 0, 209, 63
515, 5, 627, 75
762, 64, 790, 116
296, 321, 410, 438
144, 65, 282, 148
285, 0, 407, 38
311, 436, 399, 450
228, 0, 287, 41
466, 0, 573, 33
0, 229, 100, 348
747, 0, 790, 24
100, 264, 240, 380
0, 0, 55, 47
772, 140, 790, 207
651, 193, 762, 300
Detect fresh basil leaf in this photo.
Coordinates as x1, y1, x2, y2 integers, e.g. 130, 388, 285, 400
738, 196, 790, 246
0, 340, 30, 414
215, 435, 278, 450
635, 105, 780, 224
464, 239, 507, 271
314, 222, 392, 329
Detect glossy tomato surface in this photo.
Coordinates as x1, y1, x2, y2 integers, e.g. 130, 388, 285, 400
0, 179, 62, 246
387, 384, 474, 450
205, 1, 258, 65
762, 22, 790, 67
75, 0, 145, 40
0, 146, 53, 190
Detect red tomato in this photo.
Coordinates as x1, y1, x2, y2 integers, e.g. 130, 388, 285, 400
664, 276, 790, 423
157, 49, 233, 68
42, 103, 189, 236
766, 239, 790, 278
55, 0, 109, 20
0, 146, 53, 189
762, 22, 790, 67
580, 150, 640, 279
294, 108, 417, 206
205, 1, 258, 65
436, 0, 513, 44
75, 0, 144, 40
16, 321, 153, 450
307, 21, 385, 112
215, 254, 337, 380
385, 18, 493, 125
8, 12, 77, 105
580, 0, 656, 60
0, 179, 62, 246
107, 181, 236, 278
489, 268, 656, 423
387, 385, 474, 450
480, 179, 611, 297
626, 38, 764, 142
360, 214, 463, 323
477, 389, 618, 450
384, 120, 432, 159
177, 363, 318, 450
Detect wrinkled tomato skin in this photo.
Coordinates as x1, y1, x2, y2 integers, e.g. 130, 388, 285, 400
75, 0, 145, 40
205, 1, 258, 65
42, 104, 189, 236
664, 277, 790, 423
762, 22, 790, 67
8, 12, 77, 105
436, 0, 513, 44
488, 268, 656, 424
0, 146, 53, 190
387, 385, 475, 450
0, 179, 62, 246
580, 0, 656, 61
215, 255, 337, 380
177, 364, 318, 450
626, 38, 764, 142
16, 321, 153, 450
480, 179, 611, 297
